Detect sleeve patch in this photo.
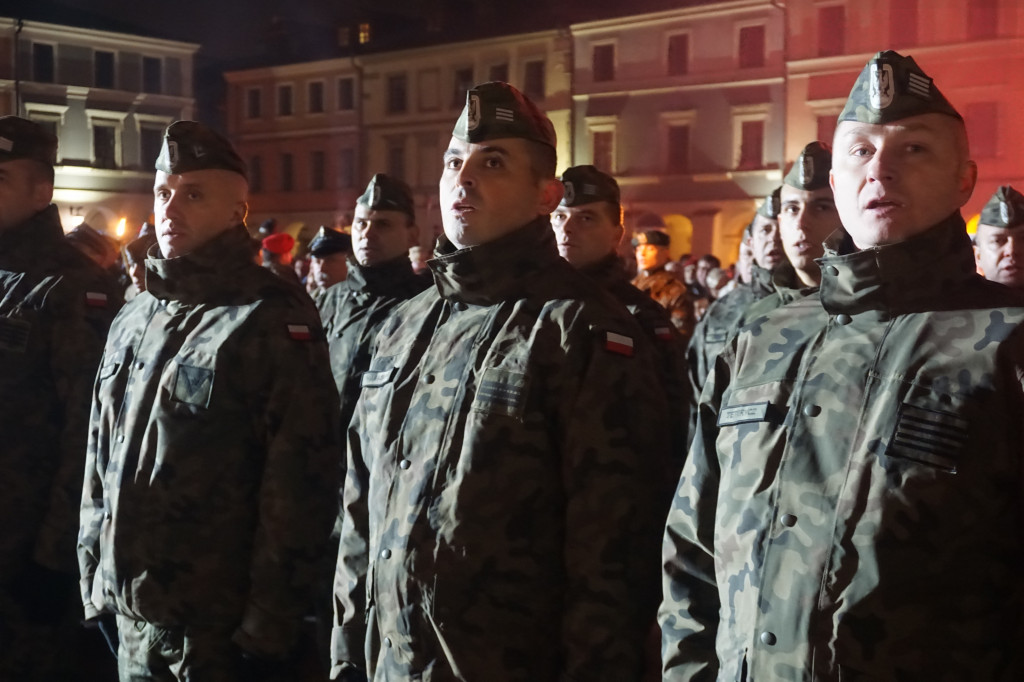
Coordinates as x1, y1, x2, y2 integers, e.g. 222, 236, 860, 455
287, 324, 312, 341
604, 331, 635, 357
85, 292, 109, 308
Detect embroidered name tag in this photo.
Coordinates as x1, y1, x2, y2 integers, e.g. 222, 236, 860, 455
718, 401, 770, 427
0, 317, 31, 353
361, 367, 396, 388
172, 364, 214, 408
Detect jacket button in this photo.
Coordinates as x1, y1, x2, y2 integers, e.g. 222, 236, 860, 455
836, 313, 852, 325
423, 374, 435, 384
399, 459, 411, 470
825, 265, 839, 276
803, 404, 821, 417
760, 631, 777, 646
117, 434, 125, 443
780, 514, 797, 527
335, 330, 343, 338
136, 362, 145, 370
380, 548, 391, 559
383, 636, 392, 648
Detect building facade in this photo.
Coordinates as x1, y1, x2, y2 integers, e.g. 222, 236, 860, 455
0, 17, 198, 238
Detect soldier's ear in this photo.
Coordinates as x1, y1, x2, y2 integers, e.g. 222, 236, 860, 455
234, 200, 248, 226
537, 178, 564, 216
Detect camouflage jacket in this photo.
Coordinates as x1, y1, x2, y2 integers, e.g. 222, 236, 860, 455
317, 256, 430, 435
0, 206, 121, 582
333, 218, 671, 681
661, 214, 1024, 681
79, 225, 339, 656
631, 267, 694, 340
582, 253, 690, 468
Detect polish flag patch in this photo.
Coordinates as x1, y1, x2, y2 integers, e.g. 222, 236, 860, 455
85, 291, 108, 308
287, 324, 312, 341
654, 326, 672, 341
604, 331, 634, 357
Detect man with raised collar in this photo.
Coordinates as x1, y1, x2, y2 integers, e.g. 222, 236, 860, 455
661, 51, 1024, 681
974, 185, 1024, 289
79, 120, 339, 680
332, 82, 670, 682
0, 116, 122, 679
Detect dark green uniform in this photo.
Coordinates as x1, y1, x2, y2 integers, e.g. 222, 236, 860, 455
79, 226, 339, 669
333, 219, 671, 681
661, 215, 1024, 680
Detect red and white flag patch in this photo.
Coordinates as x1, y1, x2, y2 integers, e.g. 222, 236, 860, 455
604, 331, 634, 357
85, 291, 108, 308
287, 324, 312, 341
654, 325, 672, 341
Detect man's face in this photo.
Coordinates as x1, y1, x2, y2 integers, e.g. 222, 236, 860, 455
550, 202, 622, 268
750, 214, 785, 269
154, 169, 247, 258
830, 113, 977, 248
309, 252, 349, 288
351, 204, 417, 267
440, 136, 561, 249
695, 259, 712, 286
0, 159, 53, 232
635, 243, 670, 272
735, 239, 754, 283
974, 224, 1024, 288
779, 184, 842, 281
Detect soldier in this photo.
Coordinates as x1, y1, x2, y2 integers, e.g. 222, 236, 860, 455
307, 226, 352, 299
631, 228, 693, 338
78, 121, 340, 680
123, 223, 158, 301
551, 163, 689, 465
973, 185, 1024, 288
0, 116, 122, 679
332, 82, 670, 682
778, 142, 843, 288
661, 51, 1024, 681
261, 231, 301, 284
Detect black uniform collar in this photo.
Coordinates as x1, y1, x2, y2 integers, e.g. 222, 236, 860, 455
346, 255, 421, 296
817, 213, 977, 316
0, 205, 65, 266
428, 216, 565, 305
580, 252, 630, 289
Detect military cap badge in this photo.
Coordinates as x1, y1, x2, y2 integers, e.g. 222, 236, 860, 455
980, 186, 1024, 229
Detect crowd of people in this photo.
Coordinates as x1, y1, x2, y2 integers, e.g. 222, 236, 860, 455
1, 48, 1022, 682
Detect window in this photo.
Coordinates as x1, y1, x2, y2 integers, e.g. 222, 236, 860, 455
281, 153, 294, 191
246, 88, 262, 119
489, 63, 509, 83
338, 148, 355, 189
968, 0, 998, 40
592, 131, 614, 173
889, 0, 918, 47
818, 5, 846, 57
278, 84, 293, 117
95, 51, 115, 88
816, 114, 838, 147
592, 44, 615, 82
358, 23, 372, 44
667, 34, 690, 76
737, 120, 765, 170
93, 123, 118, 169
33, 44, 55, 83
523, 60, 545, 101
139, 126, 164, 167
738, 25, 766, 69
452, 67, 474, 109
387, 140, 405, 181
338, 78, 354, 110
311, 150, 326, 190
142, 57, 162, 94
387, 74, 408, 114
667, 125, 691, 173
965, 102, 998, 159
250, 156, 263, 193
308, 81, 325, 114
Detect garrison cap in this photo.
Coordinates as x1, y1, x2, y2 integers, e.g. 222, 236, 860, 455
453, 81, 556, 150
979, 186, 1024, 229
783, 142, 832, 191
0, 116, 57, 166
559, 165, 620, 208
357, 173, 415, 221
155, 120, 247, 180
631, 229, 670, 248
838, 50, 961, 125
308, 226, 352, 257
756, 187, 782, 220
261, 232, 294, 255
124, 223, 157, 264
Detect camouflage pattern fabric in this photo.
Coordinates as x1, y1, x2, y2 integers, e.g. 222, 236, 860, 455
581, 253, 690, 470
631, 267, 693, 340
333, 218, 672, 681
0, 205, 122, 677
79, 225, 340, 661
661, 213, 1024, 681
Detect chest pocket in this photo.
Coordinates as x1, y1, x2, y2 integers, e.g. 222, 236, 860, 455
169, 352, 216, 409
361, 355, 397, 388
885, 402, 968, 473
472, 367, 529, 419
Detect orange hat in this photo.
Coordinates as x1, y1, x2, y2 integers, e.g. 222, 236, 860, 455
261, 232, 295, 255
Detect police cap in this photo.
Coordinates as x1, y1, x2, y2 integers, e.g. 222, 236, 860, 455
308, 226, 352, 257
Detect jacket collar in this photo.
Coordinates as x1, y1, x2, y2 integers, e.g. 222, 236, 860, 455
146, 224, 261, 305
346, 255, 420, 296
580, 252, 630, 289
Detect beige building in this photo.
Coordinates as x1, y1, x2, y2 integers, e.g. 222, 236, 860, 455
0, 17, 197, 238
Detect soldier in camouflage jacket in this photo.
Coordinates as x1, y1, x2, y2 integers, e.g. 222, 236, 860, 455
332, 83, 671, 682
661, 51, 1024, 682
